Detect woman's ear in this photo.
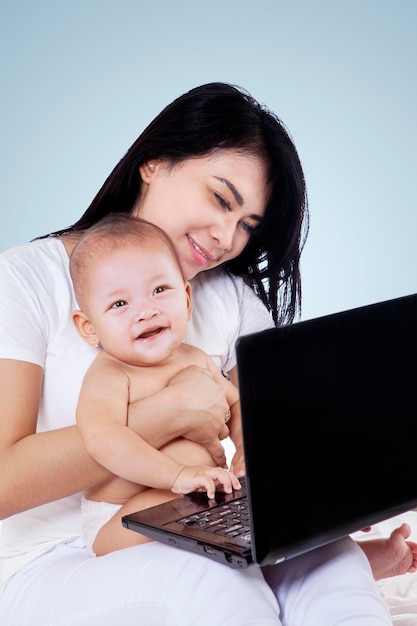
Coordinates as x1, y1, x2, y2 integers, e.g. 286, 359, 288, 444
184, 281, 193, 320
139, 159, 160, 184
72, 310, 100, 347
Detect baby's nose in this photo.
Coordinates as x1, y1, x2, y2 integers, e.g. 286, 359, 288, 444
137, 308, 159, 321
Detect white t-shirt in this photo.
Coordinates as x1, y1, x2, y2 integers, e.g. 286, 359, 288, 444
0, 237, 274, 587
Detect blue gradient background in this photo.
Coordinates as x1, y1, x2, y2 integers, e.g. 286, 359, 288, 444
1, 0, 416, 319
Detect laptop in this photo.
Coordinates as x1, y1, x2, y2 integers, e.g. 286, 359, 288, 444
122, 293, 417, 568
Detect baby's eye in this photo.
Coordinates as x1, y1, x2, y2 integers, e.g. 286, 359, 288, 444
111, 300, 127, 308
153, 285, 168, 295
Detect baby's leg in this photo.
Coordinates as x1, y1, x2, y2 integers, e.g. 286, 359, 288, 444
91, 488, 178, 556
160, 437, 217, 466
93, 439, 216, 556
357, 522, 417, 580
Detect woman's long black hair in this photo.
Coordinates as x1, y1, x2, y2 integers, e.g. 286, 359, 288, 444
42, 82, 309, 326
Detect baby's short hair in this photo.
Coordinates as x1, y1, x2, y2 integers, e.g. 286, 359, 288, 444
70, 213, 182, 307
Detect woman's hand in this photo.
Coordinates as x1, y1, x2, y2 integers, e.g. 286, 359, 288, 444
230, 448, 246, 478
168, 365, 231, 466
128, 365, 230, 468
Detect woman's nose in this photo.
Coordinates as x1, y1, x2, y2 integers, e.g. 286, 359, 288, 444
211, 220, 235, 251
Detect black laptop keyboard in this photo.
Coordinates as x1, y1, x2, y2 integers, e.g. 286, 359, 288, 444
177, 497, 251, 543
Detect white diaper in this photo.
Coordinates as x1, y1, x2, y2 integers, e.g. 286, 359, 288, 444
80, 496, 123, 557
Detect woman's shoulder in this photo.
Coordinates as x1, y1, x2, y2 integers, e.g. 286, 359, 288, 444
0, 237, 71, 290
190, 268, 272, 317
0, 236, 68, 270
190, 268, 246, 300
0, 237, 76, 332
0, 237, 78, 366
187, 269, 274, 373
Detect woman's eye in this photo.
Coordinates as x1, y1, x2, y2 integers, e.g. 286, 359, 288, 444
239, 220, 259, 235
215, 193, 230, 211
111, 300, 127, 308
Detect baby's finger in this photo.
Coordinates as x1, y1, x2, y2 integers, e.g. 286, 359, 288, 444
199, 475, 217, 499
209, 468, 241, 494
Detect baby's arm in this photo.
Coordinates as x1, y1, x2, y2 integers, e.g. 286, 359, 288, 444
76, 356, 239, 498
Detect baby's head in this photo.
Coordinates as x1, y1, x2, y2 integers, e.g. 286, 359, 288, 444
70, 213, 183, 313
70, 214, 192, 362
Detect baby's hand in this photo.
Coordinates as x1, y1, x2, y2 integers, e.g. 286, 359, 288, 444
172, 466, 241, 499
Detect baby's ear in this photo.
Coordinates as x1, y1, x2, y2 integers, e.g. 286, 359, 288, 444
72, 310, 99, 347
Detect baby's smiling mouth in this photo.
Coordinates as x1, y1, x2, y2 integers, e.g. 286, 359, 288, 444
137, 327, 164, 340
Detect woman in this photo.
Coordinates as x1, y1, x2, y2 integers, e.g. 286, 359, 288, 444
0, 82, 394, 624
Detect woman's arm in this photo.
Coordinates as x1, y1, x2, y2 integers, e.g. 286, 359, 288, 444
129, 364, 230, 466
0, 359, 109, 519
0, 359, 230, 518
226, 366, 245, 476
202, 358, 244, 474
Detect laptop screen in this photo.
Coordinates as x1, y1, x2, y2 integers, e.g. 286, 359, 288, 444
236, 293, 417, 565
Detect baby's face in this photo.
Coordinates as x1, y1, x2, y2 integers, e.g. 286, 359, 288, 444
84, 244, 191, 366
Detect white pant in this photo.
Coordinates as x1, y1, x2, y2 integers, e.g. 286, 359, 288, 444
0, 536, 391, 626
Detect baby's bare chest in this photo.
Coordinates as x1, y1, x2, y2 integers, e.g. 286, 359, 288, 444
126, 348, 208, 403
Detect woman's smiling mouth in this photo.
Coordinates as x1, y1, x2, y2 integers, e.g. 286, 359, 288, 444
187, 235, 216, 265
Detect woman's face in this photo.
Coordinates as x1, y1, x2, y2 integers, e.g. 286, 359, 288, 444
134, 150, 269, 280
